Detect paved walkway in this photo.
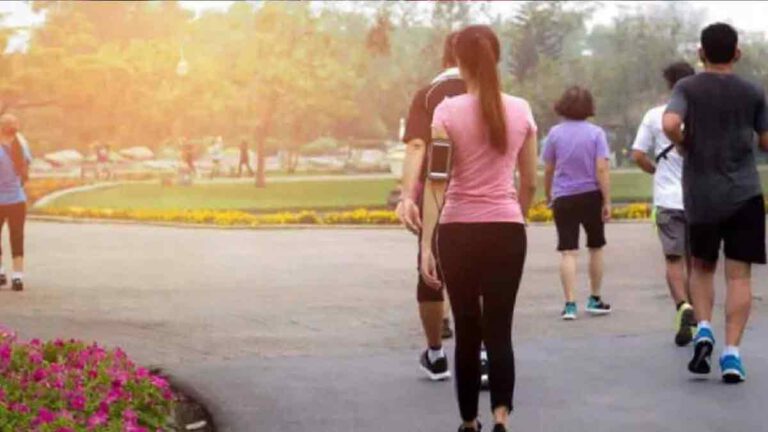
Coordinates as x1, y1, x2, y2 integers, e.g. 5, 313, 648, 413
175, 326, 768, 432
1, 222, 766, 431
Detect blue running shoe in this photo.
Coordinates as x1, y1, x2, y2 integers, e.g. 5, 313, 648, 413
586, 296, 611, 315
720, 354, 746, 384
688, 327, 715, 375
561, 302, 577, 320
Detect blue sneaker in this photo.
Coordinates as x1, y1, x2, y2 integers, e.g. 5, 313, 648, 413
586, 296, 611, 315
688, 327, 715, 375
561, 302, 577, 320
720, 354, 746, 384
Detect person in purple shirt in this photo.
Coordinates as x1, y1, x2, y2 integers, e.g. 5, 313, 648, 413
542, 86, 613, 320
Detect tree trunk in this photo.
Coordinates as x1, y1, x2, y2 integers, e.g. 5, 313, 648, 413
255, 95, 278, 188
255, 133, 267, 187
286, 149, 299, 174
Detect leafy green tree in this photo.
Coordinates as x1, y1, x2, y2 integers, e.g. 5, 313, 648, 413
2, 0, 765, 176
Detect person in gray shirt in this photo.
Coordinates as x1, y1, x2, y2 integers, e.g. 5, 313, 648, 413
663, 22, 768, 384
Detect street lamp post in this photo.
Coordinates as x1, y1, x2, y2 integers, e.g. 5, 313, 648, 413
176, 47, 189, 77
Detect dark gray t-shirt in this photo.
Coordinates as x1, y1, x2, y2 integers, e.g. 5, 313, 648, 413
666, 73, 768, 224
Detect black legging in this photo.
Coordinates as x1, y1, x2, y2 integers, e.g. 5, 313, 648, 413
0, 202, 26, 258
437, 222, 526, 422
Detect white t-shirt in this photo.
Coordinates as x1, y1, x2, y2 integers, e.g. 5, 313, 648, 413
210, 142, 223, 162
631, 105, 684, 210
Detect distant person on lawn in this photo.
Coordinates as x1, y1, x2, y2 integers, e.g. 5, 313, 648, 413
180, 138, 196, 176
0, 113, 31, 292
632, 61, 697, 347
542, 86, 613, 320
210, 136, 224, 179
663, 22, 768, 383
238, 139, 254, 177
96, 142, 112, 180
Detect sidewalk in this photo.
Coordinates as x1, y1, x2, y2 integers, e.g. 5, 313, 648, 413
1, 222, 765, 431
174, 323, 768, 432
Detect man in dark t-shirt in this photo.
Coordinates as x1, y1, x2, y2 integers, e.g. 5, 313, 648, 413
396, 32, 466, 382
663, 22, 768, 384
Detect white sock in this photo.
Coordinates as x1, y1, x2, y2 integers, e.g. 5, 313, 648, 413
12, 272, 22, 281
723, 345, 740, 358
428, 347, 445, 363
697, 321, 712, 332
0, 266, 4, 275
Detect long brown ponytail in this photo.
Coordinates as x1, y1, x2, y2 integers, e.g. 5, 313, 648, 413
455, 25, 506, 153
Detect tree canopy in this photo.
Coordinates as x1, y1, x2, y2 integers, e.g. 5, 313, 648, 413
2, 1, 767, 175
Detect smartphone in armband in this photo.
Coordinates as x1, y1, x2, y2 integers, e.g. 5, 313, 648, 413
428, 138, 452, 181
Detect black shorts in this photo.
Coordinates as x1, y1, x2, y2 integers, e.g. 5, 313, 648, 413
553, 190, 606, 251
688, 194, 766, 264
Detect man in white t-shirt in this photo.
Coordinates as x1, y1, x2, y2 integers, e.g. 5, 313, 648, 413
632, 61, 696, 347
210, 136, 224, 178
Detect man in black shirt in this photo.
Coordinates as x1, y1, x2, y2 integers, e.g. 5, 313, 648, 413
396, 33, 466, 382
663, 22, 768, 384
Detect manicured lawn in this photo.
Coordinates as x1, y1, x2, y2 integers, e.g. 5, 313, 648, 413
43, 179, 398, 211
39, 169, 768, 211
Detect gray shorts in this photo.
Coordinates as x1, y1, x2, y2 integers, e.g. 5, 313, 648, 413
656, 207, 688, 257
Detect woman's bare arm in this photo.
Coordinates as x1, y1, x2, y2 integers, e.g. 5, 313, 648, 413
517, 131, 538, 218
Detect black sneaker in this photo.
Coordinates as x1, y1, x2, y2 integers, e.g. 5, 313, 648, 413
420, 349, 450, 381
441, 318, 454, 339
11, 278, 23, 292
458, 421, 482, 432
0, 273, 6, 287
480, 348, 489, 390
492, 425, 507, 432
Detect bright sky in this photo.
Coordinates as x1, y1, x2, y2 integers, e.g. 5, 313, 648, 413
589, 1, 768, 35
0, 0, 766, 51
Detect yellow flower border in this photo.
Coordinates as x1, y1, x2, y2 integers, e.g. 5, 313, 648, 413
527, 202, 653, 222
34, 207, 400, 226
35, 203, 653, 226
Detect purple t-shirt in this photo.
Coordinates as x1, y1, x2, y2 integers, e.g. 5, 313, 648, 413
542, 120, 610, 200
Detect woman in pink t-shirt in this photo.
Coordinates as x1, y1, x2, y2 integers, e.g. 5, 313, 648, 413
419, 25, 538, 432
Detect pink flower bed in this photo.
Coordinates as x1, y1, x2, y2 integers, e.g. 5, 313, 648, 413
0, 329, 175, 431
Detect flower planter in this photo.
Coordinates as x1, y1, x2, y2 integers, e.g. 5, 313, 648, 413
0, 331, 214, 431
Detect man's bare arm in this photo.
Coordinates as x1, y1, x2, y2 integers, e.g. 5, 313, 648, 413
418, 127, 448, 289
395, 138, 427, 233
662, 112, 685, 148
401, 138, 426, 199
632, 150, 656, 175
420, 130, 447, 255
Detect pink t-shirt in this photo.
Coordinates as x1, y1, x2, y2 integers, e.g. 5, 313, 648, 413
431, 93, 537, 224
